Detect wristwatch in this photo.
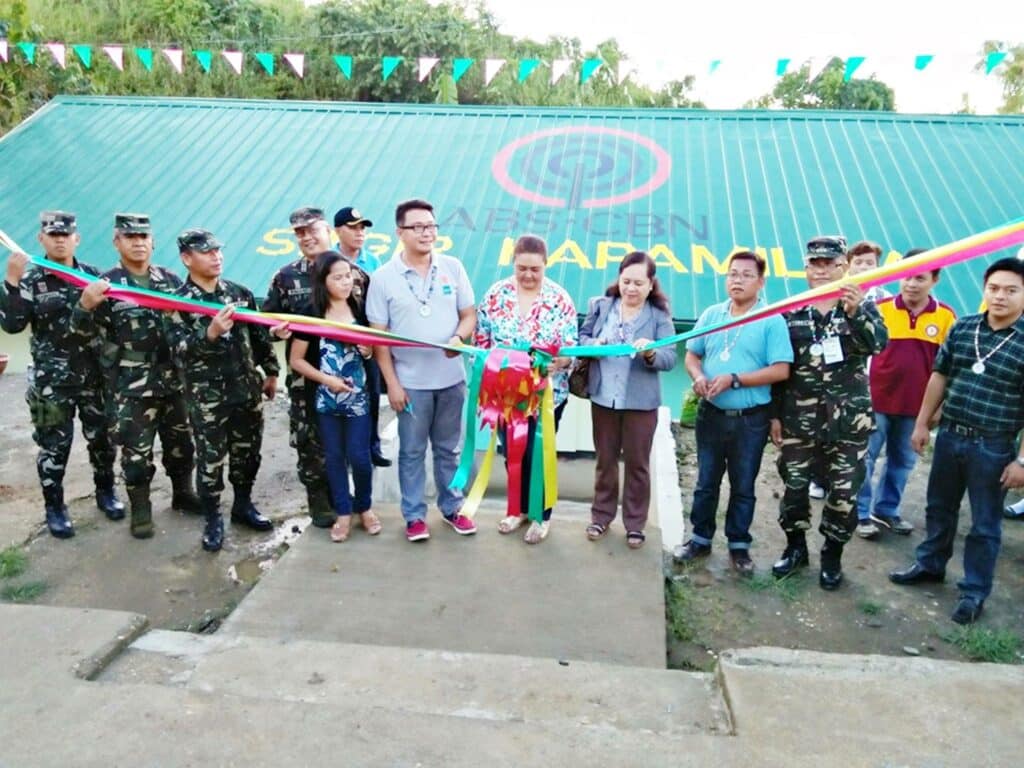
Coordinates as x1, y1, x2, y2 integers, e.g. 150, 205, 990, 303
1015, 456, 1024, 468
730, 373, 742, 390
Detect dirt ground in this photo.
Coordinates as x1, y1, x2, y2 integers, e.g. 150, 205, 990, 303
666, 423, 1024, 670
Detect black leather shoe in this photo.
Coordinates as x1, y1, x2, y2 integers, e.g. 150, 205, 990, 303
951, 596, 984, 625
729, 550, 755, 576
772, 546, 809, 578
96, 485, 125, 521
45, 504, 75, 539
371, 452, 392, 468
672, 540, 712, 563
889, 562, 945, 585
230, 498, 273, 531
202, 514, 224, 552
819, 565, 843, 590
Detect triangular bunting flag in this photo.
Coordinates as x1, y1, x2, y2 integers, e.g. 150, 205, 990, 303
914, 54, 934, 71
0, 40, 7, 63
519, 58, 539, 82
382, 56, 402, 81
194, 50, 212, 73
484, 58, 505, 85
284, 53, 304, 78
135, 47, 153, 72
162, 48, 183, 74
223, 50, 243, 75
452, 58, 474, 83
709, 59, 721, 75
550, 58, 571, 85
806, 56, 832, 83
17, 42, 36, 64
616, 61, 630, 85
985, 51, 1007, 74
333, 54, 352, 79
418, 56, 439, 81
46, 43, 66, 69
776, 58, 791, 77
103, 45, 123, 71
255, 52, 274, 75
843, 55, 865, 81
580, 58, 601, 84
73, 44, 92, 69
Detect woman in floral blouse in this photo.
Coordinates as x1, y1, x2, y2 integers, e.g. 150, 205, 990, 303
475, 235, 578, 544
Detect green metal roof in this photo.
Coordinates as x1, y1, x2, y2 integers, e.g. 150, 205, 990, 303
2, 95, 1023, 321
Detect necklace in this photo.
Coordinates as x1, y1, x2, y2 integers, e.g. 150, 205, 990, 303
718, 301, 753, 361
403, 259, 437, 318
972, 320, 1017, 374
806, 305, 842, 357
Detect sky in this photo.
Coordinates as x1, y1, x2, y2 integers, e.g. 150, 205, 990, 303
479, 0, 1024, 113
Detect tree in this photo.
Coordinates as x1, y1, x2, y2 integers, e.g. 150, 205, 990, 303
751, 57, 895, 111
977, 41, 1024, 114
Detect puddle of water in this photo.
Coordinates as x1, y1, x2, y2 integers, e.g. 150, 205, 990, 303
227, 515, 312, 585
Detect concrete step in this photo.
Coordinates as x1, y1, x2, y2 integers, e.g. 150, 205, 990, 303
99, 629, 732, 738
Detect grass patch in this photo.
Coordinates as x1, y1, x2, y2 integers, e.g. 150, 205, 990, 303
665, 579, 699, 643
944, 626, 1022, 664
741, 571, 806, 603
1, 580, 47, 603
0, 546, 28, 579
857, 600, 883, 616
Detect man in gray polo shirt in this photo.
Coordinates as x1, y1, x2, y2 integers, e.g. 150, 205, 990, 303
366, 198, 478, 542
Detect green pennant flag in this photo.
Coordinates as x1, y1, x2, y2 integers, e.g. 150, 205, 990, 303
135, 47, 153, 72
333, 54, 352, 79
518, 58, 539, 82
580, 58, 601, 84
17, 42, 36, 64
843, 56, 865, 81
382, 56, 402, 81
194, 50, 212, 73
255, 52, 274, 75
914, 54, 933, 71
985, 51, 1007, 74
709, 59, 721, 74
452, 57, 474, 83
73, 44, 92, 69
776, 58, 790, 76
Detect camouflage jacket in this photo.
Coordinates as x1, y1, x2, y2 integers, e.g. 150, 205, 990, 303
0, 260, 104, 390
70, 264, 185, 398
771, 300, 888, 440
165, 277, 280, 407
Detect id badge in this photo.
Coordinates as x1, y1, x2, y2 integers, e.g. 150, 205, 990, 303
822, 335, 844, 364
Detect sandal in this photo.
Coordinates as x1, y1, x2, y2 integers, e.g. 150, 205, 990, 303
586, 522, 608, 541
498, 515, 525, 534
330, 516, 351, 543
524, 520, 550, 545
626, 531, 646, 549
358, 510, 382, 536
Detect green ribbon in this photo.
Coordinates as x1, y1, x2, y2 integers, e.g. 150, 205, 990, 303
528, 410, 545, 522
450, 350, 487, 491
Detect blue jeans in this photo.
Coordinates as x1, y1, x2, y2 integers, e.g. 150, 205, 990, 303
396, 383, 466, 523
856, 412, 918, 521
689, 403, 771, 550
915, 428, 1014, 602
316, 411, 372, 516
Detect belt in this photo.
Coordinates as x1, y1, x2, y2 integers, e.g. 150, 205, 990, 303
702, 401, 771, 418
945, 421, 1016, 440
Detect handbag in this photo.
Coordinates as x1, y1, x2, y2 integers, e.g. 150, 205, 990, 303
568, 358, 591, 399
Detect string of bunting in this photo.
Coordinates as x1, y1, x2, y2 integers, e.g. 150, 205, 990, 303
2, 217, 1023, 520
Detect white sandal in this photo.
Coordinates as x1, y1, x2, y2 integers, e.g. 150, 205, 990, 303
498, 515, 526, 534
524, 521, 550, 545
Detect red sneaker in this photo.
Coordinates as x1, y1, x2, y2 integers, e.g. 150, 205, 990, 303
406, 519, 430, 542
442, 512, 477, 536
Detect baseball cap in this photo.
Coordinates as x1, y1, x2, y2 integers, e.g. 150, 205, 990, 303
40, 210, 76, 235
334, 206, 373, 228
177, 228, 224, 253
289, 207, 326, 228
804, 235, 847, 260
114, 213, 152, 235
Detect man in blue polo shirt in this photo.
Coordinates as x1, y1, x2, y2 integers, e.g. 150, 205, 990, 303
673, 250, 793, 574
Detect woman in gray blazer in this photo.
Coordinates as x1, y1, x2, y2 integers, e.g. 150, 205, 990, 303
579, 251, 677, 548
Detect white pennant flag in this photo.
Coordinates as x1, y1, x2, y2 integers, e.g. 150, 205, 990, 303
806, 55, 832, 83
551, 58, 572, 85
0, 40, 8, 63
103, 45, 124, 71
617, 61, 631, 85
484, 58, 505, 85
418, 57, 440, 81
162, 48, 183, 74
46, 43, 66, 69
222, 50, 243, 75
284, 53, 304, 78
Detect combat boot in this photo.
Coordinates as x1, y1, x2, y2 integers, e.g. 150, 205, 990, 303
170, 472, 202, 514
230, 485, 273, 531
819, 538, 844, 591
94, 474, 125, 521
43, 485, 74, 539
201, 496, 224, 552
307, 484, 337, 528
127, 484, 154, 539
772, 531, 809, 578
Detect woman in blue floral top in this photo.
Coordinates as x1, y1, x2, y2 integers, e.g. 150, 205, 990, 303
475, 235, 578, 544
290, 252, 380, 542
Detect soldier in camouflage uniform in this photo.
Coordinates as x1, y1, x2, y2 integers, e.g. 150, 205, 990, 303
165, 228, 280, 551
262, 206, 369, 528
0, 211, 123, 538
73, 213, 201, 538
769, 236, 888, 590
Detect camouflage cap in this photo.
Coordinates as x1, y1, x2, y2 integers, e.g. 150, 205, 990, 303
39, 210, 77, 235
804, 235, 847, 260
177, 228, 224, 253
333, 206, 373, 228
289, 207, 326, 228
114, 213, 152, 235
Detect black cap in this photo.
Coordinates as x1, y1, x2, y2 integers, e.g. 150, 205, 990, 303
40, 210, 76, 235
804, 235, 847, 260
289, 207, 326, 228
177, 228, 224, 253
334, 206, 373, 228
114, 213, 152, 235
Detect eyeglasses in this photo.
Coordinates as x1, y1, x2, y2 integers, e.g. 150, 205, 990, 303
726, 272, 760, 282
399, 223, 438, 235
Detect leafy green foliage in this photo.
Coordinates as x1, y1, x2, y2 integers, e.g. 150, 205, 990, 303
0, 546, 28, 579
978, 41, 1024, 114
1, 579, 47, 602
751, 57, 895, 111
944, 626, 1022, 664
